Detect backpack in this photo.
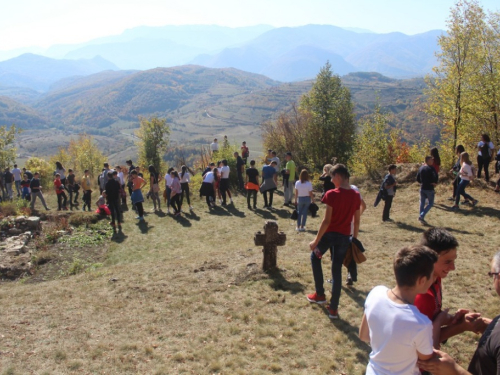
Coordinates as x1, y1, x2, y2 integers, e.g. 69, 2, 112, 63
481, 143, 491, 161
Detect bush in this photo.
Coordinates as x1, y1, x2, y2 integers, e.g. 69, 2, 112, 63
0, 201, 18, 216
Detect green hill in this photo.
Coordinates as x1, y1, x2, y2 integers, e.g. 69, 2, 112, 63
0, 96, 48, 129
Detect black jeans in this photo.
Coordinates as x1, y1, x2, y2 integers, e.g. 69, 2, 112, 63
262, 190, 274, 207
237, 170, 244, 190
452, 174, 460, 198
247, 190, 257, 207
477, 156, 491, 182
383, 195, 393, 221
83, 190, 92, 211
171, 194, 181, 213
57, 192, 67, 210
136, 202, 144, 217
180, 182, 190, 205
108, 198, 122, 224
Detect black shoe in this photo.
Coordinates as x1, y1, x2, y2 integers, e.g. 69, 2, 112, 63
248, 205, 252, 209
346, 276, 353, 286
253, 205, 257, 209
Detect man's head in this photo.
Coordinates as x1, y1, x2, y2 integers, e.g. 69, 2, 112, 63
329, 164, 350, 186
425, 156, 434, 166
233, 152, 239, 157
13, 164, 17, 168
222, 159, 228, 166
272, 151, 277, 157
126, 160, 132, 166
112, 171, 118, 177
107, 172, 113, 179
250, 159, 256, 167
388, 165, 397, 174
84, 169, 89, 175
214, 138, 218, 143
267, 149, 272, 155
490, 251, 500, 296
242, 141, 246, 146
394, 245, 438, 291
55, 173, 61, 179
34, 172, 40, 178
116, 166, 121, 171
285, 152, 292, 161
209, 162, 215, 169
421, 228, 458, 280
104, 163, 109, 168
68, 169, 73, 174
270, 161, 277, 167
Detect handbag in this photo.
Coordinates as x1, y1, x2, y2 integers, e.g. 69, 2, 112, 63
290, 209, 298, 220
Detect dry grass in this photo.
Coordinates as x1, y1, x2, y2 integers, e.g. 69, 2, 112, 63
0, 177, 499, 374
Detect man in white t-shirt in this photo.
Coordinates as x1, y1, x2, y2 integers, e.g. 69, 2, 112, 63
210, 138, 219, 155
359, 245, 438, 375
11, 164, 22, 198
218, 159, 233, 206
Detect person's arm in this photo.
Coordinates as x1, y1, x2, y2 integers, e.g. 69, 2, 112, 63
359, 313, 370, 342
432, 309, 451, 348
418, 350, 471, 375
352, 209, 360, 239
360, 199, 366, 215
294, 187, 299, 205
150, 175, 155, 192
309, 189, 314, 201
140, 178, 147, 190
273, 172, 277, 185
310, 205, 332, 250
440, 311, 488, 341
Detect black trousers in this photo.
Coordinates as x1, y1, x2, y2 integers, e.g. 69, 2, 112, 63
83, 190, 92, 210
477, 156, 491, 182
108, 198, 122, 224
247, 190, 257, 207
171, 194, 181, 213
382, 195, 393, 221
452, 174, 460, 198
180, 182, 190, 205
262, 190, 274, 207
57, 192, 67, 210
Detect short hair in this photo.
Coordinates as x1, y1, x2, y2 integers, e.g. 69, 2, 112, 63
222, 159, 228, 166
131, 170, 138, 175
330, 164, 350, 180
112, 171, 118, 176
394, 245, 437, 287
233, 152, 239, 156
104, 163, 109, 167
299, 169, 309, 183
68, 169, 73, 173
14, 164, 17, 168
425, 156, 433, 162
272, 151, 277, 156
420, 228, 459, 255
286, 152, 292, 157
55, 173, 61, 177
250, 160, 256, 166
270, 161, 277, 166
34, 172, 39, 176
115, 166, 121, 170
126, 160, 132, 165
107, 172, 113, 178
84, 169, 89, 173
268, 149, 272, 153
388, 164, 397, 171
491, 251, 500, 273
209, 162, 215, 167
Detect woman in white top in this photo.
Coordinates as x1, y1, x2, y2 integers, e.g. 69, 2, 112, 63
477, 133, 495, 182
180, 165, 195, 211
199, 168, 218, 208
164, 167, 174, 213
452, 152, 478, 210
294, 169, 314, 232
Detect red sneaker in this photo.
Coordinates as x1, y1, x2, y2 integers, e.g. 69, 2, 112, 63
306, 292, 327, 305
326, 305, 339, 319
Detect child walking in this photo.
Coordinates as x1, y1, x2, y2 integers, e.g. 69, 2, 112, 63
452, 152, 478, 210
245, 160, 259, 209
54, 173, 68, 211
169, 170, 182, 216
382, 165, 397, 221
294, 169, 314, 232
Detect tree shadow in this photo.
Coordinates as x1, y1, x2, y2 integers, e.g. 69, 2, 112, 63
267, 268, 305, 295
136, 220, 152, 234
111, 230, 128, 243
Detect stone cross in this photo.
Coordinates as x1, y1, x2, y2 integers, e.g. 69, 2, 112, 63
254, 220, 287, 271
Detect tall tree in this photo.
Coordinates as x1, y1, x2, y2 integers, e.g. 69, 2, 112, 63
0, 125, 21, 169
136, 116, 170, 174
300, 61, 355, 167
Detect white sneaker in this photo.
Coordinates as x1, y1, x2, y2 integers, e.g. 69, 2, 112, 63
219, 199, 223, 205
230, 199, 233, 204
296, 227, 300, 232
189, 206, 193, 211
167, 208, 171, 214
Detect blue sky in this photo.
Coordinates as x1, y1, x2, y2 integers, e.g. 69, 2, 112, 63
1, 0, 498, 50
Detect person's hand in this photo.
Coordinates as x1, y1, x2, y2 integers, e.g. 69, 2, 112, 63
309, 240, 318, 251
436, 308, 452, 325
450, 309, 470, 325
418, 350, 465, 375
471, 316, 491, 334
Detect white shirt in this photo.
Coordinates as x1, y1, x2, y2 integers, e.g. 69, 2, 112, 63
164, 173, 173, 186
478, 141, 494, 157
365, 286, 433, 375
219, 165, 230, 179
203, 171, 215, 183
460, 163, 473, 181
11, 168, 22, 181
117, 171, 125, 185
180, 172, 191, 183
270, 157, 280, 172
294, 180, 312, 197
211, 142, 219, 151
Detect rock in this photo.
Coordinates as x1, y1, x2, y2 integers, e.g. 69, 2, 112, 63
0, 253, 32, 280
8, 228, 22, 236
15, 216, 26, 223
26, 217, 40, 230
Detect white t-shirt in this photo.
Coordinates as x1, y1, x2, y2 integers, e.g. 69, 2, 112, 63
219, 165, 230, 179
180, 172, 191, 183
117, 171, 125, 185
478, 141, 494, 157
211, 142, 219, 152
11, 168, 22, 181
164, 173, 173, 186
365, 286, 433, 375
294, 180, 312, 197
203, 171, 215, 184
460, 163, 473, 181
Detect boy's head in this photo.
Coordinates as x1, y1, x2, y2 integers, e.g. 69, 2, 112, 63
34, 173, 39, 178
420, 228, 458, 280
330, 164, 350, 184
272, 151, 277, 156
285, 152, 292, 161
250, 159, 256, 167
55, 173, 61, 179
394, 245, 438, 291
130, 170, 138, 177
425, 156, 434, 166
222, 159, 228, 166
68, 169, 73, 174
388, 165, 397, 174
112, 171, 118, 177
84, 169, 89, 175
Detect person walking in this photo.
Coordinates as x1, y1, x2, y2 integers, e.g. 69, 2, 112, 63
294, 169, 314, 232
416, 156, 438, 225
179, 165, 194, 211
29, 172, 49, 211
105, 171, 123, 230
11, 164, 22, 198
3, 167, 13, 200
382, 165, 397, 222
130, 170, 147, 221
169, 170, 182, 216
449, 145, 465, 201
260, 161, 278, 209
283, 152, 296, 206
319, 164, 335, 198
219, 159, 233, 206
306, 164, 361, 319
55, 162, 66, 187
477, 133, 495, 182
54, 173, 68, 211
66, 169, 77, 209
241, 141, 249, 165
234, 152, 245, 190
164, 167, 174, 214
148, 165, 161, 212
452, 152, 478, 210
245, 160, 260, 209
81, 169, 92, 211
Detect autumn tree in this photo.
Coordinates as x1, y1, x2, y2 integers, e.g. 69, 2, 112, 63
0, 125, 21, 169
300, 61, 356, 168
136, 116, 170, 174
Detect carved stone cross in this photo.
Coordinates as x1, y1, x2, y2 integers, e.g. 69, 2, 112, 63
254, 220, 287, 271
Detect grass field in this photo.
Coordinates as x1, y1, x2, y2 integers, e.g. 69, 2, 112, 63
1, 172, 499, 374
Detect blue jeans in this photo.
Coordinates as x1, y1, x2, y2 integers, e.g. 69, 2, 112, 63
419, 189, 435, 219
310, 232, 350, 310
297, 196, 311, 227
15, 180, 21, 196
455, 179, 473, 205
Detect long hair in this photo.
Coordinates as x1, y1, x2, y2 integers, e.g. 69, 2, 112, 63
460, 152, 472, 165
148, 165, 156, 174
299, 169, 309, 183
456, 145, 465, 155
430, 147, 441, 166
55, 161, 63, 170
181, 165, 187, 178
482, 134, 491, 143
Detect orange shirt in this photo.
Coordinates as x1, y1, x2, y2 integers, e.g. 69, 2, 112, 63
132, 176, 145, 191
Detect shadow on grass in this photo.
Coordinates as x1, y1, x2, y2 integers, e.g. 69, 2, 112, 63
267, 268, 305, 295
111, 230, 128, 243
185, 211, 201, 221
173, 215, 192, 227
225, 204, 246, 218
395, 221, 426, 233
453, 205, 500, 219
154, 210, 167, 218
136, 220, 152, 234
208, 207, 231, 216
342, 286, 368, 309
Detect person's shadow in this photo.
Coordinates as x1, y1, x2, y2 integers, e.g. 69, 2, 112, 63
185, 211, 201, 221
173, 215, 192, 227
136, 220, 152, 234
111, 230, 128, 243
225, 204, 245, 218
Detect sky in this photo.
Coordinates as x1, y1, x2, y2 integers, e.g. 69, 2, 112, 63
1, 0, 499, 51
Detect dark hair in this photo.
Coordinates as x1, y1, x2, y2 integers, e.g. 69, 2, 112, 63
209, 162, 215, 167
55, 162, 63, 170
394, 245, 438, 287
299, 169, 309, 183
420, 227, 459, 255
112, 171, 118, 176
68, 169, 73, 173
388, 164, 397, 171
167, 167, 174, 174
126, 160, 132, 165
107, 172, 113, 178
171, 171, 179, 179
430, 147, 441, 166
181, 165, 187, 178
425, 155, 433, 163
456, 145, 465, 154
131, 170, 138, 176
330, 164, 350, 180
250, 160, 256, 166
222, 159, 228, 166
482, 134, 491, 143
272, 151, 277, 156
148, 165, 156, 174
